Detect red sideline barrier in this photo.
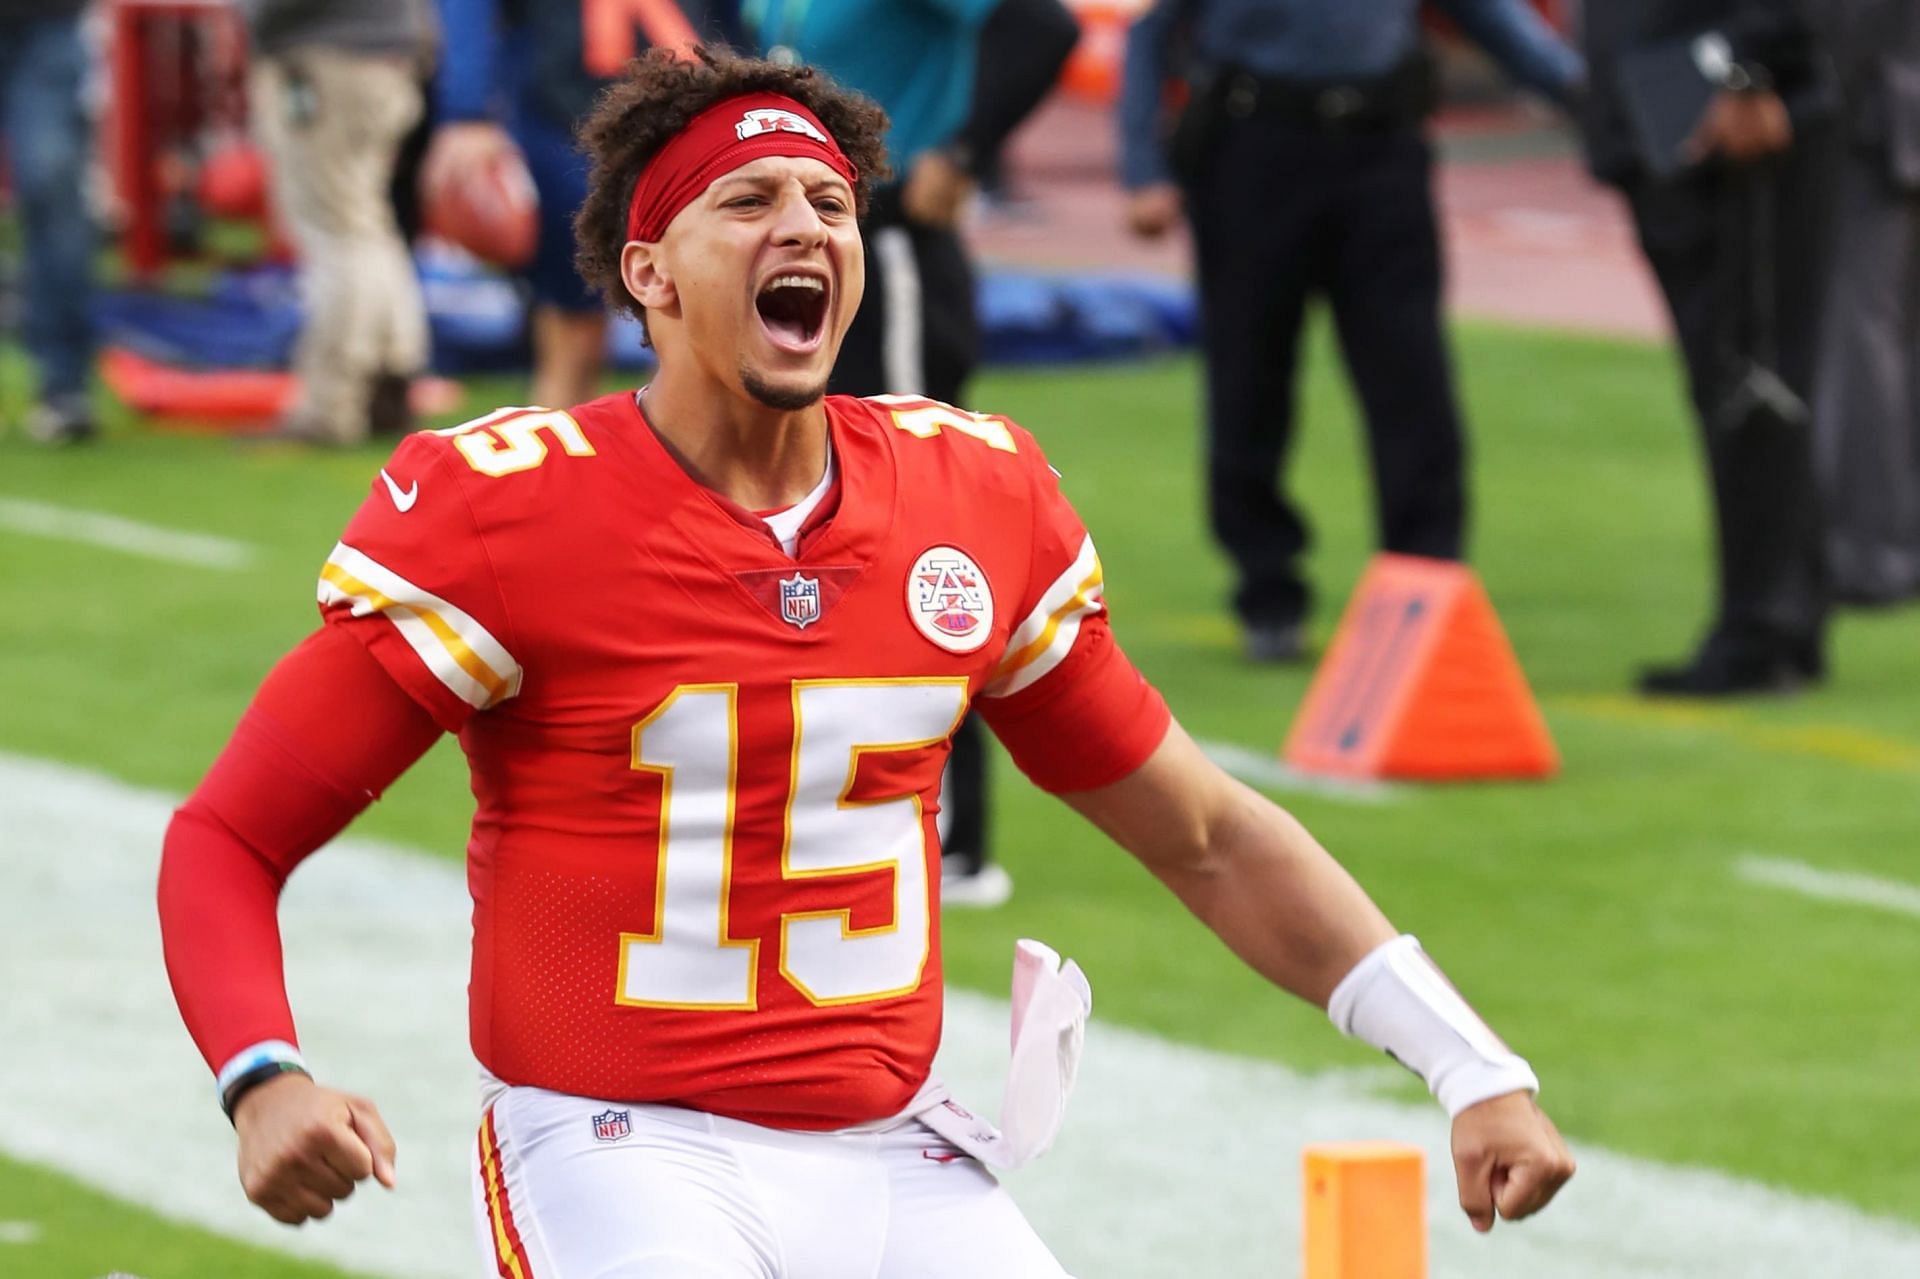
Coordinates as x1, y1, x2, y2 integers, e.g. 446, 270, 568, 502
103, 348, 464, 432
103, 347, 293, 429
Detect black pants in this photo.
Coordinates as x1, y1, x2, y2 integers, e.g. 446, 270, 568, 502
830, 184, 978, 409
829, 187, 991, 869
1622, 141, 1833, 652
1185, 119, 1465, 628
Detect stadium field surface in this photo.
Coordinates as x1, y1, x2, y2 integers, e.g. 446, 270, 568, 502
3, 323, 1917, 1275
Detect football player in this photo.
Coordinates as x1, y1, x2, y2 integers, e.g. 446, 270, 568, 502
159, 48, 1573, 1275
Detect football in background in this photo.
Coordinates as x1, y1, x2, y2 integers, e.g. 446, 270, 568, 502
197, 140, 270, 220
423, 146, 540, 269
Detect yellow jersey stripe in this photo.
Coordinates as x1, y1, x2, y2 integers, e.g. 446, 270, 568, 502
982, 533, 1107, 698
987, 560, 1104, 685
320, 562, 510, 704
316, 541, 521, 710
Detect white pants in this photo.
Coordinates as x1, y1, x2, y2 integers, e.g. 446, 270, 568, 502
471, 1085, 1073, 1278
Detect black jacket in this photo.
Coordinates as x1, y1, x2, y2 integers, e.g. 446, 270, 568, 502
1811, 0, 1920, 185
0, 0, 86, 19
1579, 0, 1828, 183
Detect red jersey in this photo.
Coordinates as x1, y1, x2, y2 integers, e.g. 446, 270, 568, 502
318, 392, 1168, 1129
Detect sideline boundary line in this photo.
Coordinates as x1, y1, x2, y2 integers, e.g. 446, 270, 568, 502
0, 498, 256, 571
1735, 854, 1920, 921
4, 752, 1920, 1279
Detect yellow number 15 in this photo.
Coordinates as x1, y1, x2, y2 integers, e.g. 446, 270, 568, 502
618, 678, 969, 1011
872, 395, 1018, 453
432, 407, 596, 477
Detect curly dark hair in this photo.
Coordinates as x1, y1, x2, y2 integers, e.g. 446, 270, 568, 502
573, 47, 891, 334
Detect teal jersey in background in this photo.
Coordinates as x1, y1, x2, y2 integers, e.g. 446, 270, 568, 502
740, 0, 1000, 179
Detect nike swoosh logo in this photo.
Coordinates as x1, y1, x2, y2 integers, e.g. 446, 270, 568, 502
378, 469, 418, 513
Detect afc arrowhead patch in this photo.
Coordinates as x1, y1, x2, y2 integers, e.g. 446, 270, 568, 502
592, 1109, 631, 1143
907, 547, 993, 654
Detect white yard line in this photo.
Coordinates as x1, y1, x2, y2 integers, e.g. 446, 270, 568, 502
0, 498, 256, 571
0, 1222, 42, 1245
1735, 854, 1920, 921
3, 753, 1918, 1278
1196, 738, 1402, 805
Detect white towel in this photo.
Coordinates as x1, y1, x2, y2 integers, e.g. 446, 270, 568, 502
920, 938, 1091, 1169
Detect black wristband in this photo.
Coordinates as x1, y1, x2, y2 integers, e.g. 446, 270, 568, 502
221, 1060, 311, 1124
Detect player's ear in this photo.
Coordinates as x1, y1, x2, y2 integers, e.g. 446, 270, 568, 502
621, 240, 676, 311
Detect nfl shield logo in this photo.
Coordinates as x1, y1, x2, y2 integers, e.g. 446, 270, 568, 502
592, 1109, 631, 1143
779, 572, 822, 630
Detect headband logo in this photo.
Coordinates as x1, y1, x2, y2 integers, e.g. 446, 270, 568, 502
735, 108, 830, 145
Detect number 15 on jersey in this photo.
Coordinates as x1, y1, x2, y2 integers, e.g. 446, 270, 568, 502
618, 678, 969, 1012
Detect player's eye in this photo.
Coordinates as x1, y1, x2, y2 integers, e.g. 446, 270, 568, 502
724, 195, 769, 210
813, 196, 848, 215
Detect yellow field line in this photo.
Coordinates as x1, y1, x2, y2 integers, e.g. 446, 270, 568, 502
1553, 694, 1920, 776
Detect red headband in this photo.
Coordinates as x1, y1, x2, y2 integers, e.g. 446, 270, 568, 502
625, 94, 858, 243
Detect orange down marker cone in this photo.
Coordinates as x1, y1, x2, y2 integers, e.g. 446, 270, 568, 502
1303, 1142, 1427, 1279
1282, 554, 1558, 780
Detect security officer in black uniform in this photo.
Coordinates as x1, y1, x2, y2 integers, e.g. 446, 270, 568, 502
1579, 1, 1835, 694
1120, 0, 1582, 662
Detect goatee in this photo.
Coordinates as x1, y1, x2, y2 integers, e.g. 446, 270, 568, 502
742, 367, 828, 411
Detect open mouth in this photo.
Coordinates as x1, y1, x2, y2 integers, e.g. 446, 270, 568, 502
755, 271, 830, 353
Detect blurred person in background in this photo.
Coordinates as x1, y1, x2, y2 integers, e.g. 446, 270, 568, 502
243, 0, 438, 446
423, 0, 729, 410
1120, 0, 1582, 664
1579, 2, 1835, 695
1808, 1, 1920, 607
4, 0, 96, 445
960, 0, 1083, 212
739, 0, 1080, 909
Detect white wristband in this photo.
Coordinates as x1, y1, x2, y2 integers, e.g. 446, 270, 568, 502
214, 1039, 308, 1104
1327, 935, 1538, 1117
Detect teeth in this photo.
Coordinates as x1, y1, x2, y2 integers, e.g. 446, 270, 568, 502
766, 274, 824, 293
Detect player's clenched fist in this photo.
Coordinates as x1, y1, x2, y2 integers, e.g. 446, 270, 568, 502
1449, 1091, 1575, 1233
233, 1073, 397, 1225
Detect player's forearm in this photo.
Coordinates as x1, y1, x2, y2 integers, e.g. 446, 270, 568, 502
1073, 724, 1538, 1114
1151, 777, 1397, 1008
1067, 723, 1394, 1003
159, 803, 303, 1073
1168, 783, 1539, 1113
157, 629, 443, 1095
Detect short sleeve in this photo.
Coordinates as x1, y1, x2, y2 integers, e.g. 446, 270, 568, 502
975, 437, 1171, 792
316, 434, 521, 733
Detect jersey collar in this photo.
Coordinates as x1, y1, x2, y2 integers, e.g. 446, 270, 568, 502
621, 391, 896, 568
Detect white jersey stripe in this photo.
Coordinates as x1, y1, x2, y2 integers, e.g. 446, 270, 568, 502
317, 542, 521, 710
982, 535, 1105, 699
318, 567, 500, 709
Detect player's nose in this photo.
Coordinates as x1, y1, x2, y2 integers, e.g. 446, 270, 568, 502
768, 184, 829, 248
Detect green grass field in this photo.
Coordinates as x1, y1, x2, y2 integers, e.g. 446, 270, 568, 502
3, 318, 1918, 1276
